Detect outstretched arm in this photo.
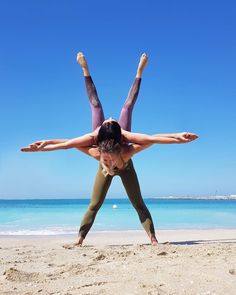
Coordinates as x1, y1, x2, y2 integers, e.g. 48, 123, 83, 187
21, 132, 97, 152
150, 132, 198, 144
122, 129, 198, 144
123, 132, 199, 159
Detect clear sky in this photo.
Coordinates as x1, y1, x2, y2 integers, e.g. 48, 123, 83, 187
0, 0, 235, 198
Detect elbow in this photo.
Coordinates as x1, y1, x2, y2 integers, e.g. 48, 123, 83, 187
63, 142, 76, 150
142, 135, 154, 144
59, 143, 70, 150
63, 145, 71, 150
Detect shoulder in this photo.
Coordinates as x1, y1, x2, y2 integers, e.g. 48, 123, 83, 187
76, 146, 101, 160
122, 143, 153, 159
89, 147, 100, 159
121, 129, 130, 143
90, 128, 100, 145
120, 144, 133, 162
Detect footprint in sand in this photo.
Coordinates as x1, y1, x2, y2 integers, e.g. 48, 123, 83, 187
157, 251, 168, 256
62, 244, 76, 250
3, 268, 41, 282
93, 254, 106, 261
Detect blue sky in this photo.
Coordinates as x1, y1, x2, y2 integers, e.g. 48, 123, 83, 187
0, 0, 235, 198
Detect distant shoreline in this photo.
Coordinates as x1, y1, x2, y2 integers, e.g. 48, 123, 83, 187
151, 196, 236, 200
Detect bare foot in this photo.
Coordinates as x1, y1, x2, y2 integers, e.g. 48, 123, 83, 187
77, 52, 90, 76
73, 236, 84, 247
136, 53, 148, 77
150, 234, 158, 246
77, 52, 87, 67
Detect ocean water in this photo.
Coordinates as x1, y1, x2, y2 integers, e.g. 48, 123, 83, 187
0, 199, 236, 235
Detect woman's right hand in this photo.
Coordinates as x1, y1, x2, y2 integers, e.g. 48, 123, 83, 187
20, 140, 50, 152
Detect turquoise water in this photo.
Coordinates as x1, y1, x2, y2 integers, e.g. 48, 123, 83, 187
0, 199, 236, 235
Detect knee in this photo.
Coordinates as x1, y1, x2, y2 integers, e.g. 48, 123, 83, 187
90, 96, 100, 107
123, 102, 133, 110
88, 202, 102, 212
132, 202, 146, 212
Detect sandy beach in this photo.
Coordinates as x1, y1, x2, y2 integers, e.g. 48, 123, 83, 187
0, 229, 236, 295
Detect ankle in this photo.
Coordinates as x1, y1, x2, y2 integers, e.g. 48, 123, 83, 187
82, 68, 90, 76
136, 70, 143, 78
150, 234, 158, 245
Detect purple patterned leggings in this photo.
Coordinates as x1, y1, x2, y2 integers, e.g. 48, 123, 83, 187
84, 76, 141, 132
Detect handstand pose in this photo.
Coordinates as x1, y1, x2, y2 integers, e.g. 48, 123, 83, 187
21, 53, 198, 246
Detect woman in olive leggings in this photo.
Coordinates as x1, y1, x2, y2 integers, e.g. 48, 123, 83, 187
76, 52, 157, 245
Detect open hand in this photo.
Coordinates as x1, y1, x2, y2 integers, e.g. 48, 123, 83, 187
20, 140, 49, 152
176, 132, 199, 143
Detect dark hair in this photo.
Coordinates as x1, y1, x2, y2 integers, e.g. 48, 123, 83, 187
97, 121, 122, 145
98, 139, 121, 154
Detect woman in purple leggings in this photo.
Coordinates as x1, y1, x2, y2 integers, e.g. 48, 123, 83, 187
76, 52, 158, 246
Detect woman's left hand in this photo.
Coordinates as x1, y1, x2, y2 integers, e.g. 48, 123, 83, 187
21, 145, 40, 152
176, 132, 199, 143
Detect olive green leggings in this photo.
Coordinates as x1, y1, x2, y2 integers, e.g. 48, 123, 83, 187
79, 159, 155, 238
79, 73, 155, 238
